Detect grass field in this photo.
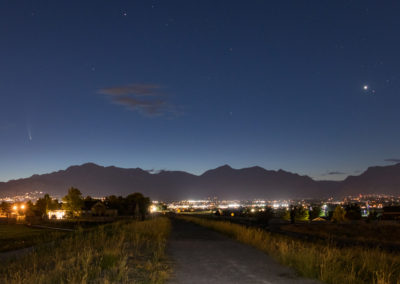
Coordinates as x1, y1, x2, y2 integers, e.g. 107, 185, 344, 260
0, 217, 171, 284
181, 215, 400, 284
281, 222, 400, 246
0, 224, 65, 252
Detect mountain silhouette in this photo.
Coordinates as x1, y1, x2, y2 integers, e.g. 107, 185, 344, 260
0, 162, 399, 200
340, 163, 400, 196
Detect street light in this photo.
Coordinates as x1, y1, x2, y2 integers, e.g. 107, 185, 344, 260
21, 205, 25, 209
13, 205, 17, 210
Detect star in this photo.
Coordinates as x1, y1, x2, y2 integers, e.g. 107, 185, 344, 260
122, 11, 128, 17
363, 85, 368, 91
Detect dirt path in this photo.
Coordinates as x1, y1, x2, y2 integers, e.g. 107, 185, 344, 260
167, 218, 320, 284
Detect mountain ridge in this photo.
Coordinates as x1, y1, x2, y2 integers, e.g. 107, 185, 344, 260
0, 163, 399, 200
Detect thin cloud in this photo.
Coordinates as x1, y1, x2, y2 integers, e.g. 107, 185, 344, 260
323, 171, 347, 176
113, 97, 167, 116
98, 84, 162, 96
385, 158, 400, 163
99, 83, 181, 117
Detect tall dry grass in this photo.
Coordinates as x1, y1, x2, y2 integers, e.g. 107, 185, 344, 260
181, 216, 400, 284
0, 218, 171, 284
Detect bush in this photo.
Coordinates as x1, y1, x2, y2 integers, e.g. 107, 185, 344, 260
331, 206, 346, 223
255, 208, 274, 225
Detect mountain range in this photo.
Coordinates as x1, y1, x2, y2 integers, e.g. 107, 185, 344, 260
0, 163, 399, 200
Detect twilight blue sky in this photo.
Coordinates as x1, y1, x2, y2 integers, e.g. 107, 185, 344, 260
0, 0, 399, 182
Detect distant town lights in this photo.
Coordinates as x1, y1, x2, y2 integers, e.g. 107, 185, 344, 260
150, 205, 158, 213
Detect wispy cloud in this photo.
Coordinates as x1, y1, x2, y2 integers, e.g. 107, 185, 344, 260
113, 97, 168, 116
385, 158, 400, 163
322, 171, 347, 176
99, 83, 181, 117
327, 171, 346, 175
98, 84, 162, 96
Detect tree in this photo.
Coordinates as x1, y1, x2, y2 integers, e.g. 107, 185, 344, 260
0, 201, 11, 217
331, 206, 346, 223
104, 195, 125, 215
83, 196, 98, 211
25, 200, 35, 217
295, 206, 309, 221
126, 193, 151, 220
344, 203, 362, 220
62, 187, 84, 217
91, 202, 107, 216
290, 206, 296, 223
35, 194, 60, 217
256, 207, 274, 225
309, 205, 322, 220
280, 209, 290, 221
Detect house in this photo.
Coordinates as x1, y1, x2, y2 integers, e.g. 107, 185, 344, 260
48, 210, 67, 219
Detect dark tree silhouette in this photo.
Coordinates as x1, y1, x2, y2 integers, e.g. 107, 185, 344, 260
62, 187, 84, 217
344, 203, 362, 220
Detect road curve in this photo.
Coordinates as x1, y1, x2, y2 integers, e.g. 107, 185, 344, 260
167, 218, 320, 284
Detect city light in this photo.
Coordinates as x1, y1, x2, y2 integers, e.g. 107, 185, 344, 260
150, 205, 158, 213
47, 210, 66, 220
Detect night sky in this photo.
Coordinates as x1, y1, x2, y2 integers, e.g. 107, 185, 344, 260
1, 1, 399, 182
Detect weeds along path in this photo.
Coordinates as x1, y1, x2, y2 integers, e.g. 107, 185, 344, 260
0, 246, 36, 262
179, 216, 400, 284
167, 217, 319, 284
0, 218, 171, 283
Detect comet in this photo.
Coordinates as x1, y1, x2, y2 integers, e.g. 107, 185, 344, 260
27, 122, 32, 141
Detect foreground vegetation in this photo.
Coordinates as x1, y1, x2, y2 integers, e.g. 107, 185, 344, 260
0, 224, 65, 252
0, 218, 171, 284
181, 216, 400, 284
281, 222, 400, 246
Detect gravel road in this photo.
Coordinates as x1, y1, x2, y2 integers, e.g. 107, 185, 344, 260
167, 218, 320, 284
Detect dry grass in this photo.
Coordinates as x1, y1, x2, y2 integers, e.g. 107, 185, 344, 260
181, 216, 400, 284
0, 224, 65, 252
282, 222, 400, 245
0, 218, 171, 284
